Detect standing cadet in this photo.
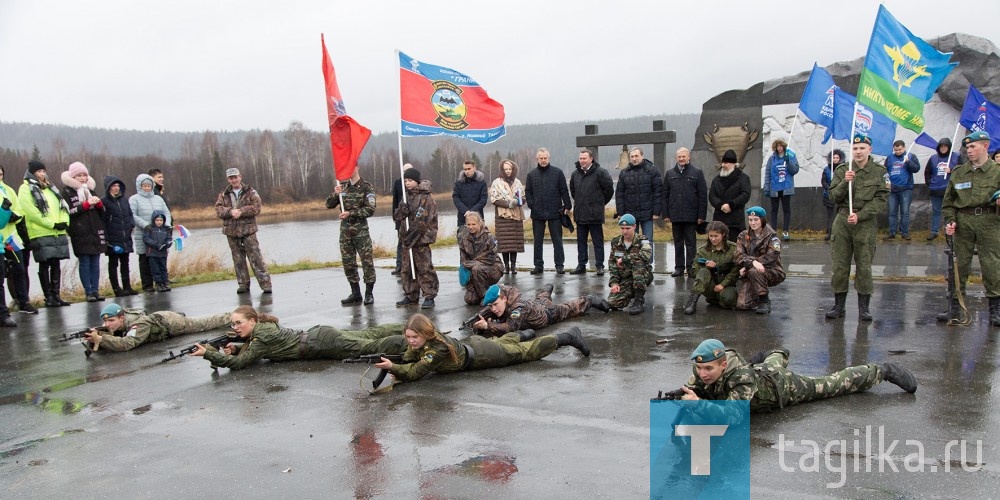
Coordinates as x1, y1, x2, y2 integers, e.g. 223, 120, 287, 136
825, 134, 889, 321
683, 221, 738, 315
83, 303, 230, 353
190, 305, 407, 370
472, 283, 610, 337
373, 313, 590, 384
393, 168, 439, 309
458, 212, 504, 305
942, 131, 1000, 325
328, 166, 377, 305
607, 214, 652, 315
653, 338, 917, 410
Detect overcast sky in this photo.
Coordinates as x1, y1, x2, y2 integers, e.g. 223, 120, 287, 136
2, 0, 997, 135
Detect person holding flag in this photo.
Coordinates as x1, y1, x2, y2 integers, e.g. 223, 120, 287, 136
327, 166, 376, 306
825, 133, 890, 321
942, 131, 1000, 326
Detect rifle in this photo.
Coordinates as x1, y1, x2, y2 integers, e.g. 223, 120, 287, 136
651, 386, 711, 401
60, 326, 110, 358
945, 235, 971, 326
459, 307, 494, 331
343, 354, 404, 390
161, 333, 239, 363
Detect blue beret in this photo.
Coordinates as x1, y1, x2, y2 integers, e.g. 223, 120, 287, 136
963, 130, 990, 146
691, 339, 726, 363
853, 133, 872, 145
745, 206, 766, 217
100, 303, 124, 319
619, 214, 636, 226
459, 266, 471, 287
481, 284, 501, 306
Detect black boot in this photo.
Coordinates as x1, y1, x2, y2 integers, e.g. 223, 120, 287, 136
858, 294, 872, 322
825, 292, 847, 319
109, 272, 123, 297
555, 327, 590, 357
501, 253, 510, 274
363, 283, 375, 305
341, 282, 362, 305
50, 269, 70, 306
39, 271, 58, 308
624, 294, 645, 315
755, 294, 771, 315
879, 363, 917, 393
990, 297, 1000, 327
539, 284, 554, 299
683, 292, 699, 315
509, 253, 517, 275
518, 329, 536, 341
588, 294, 611, 313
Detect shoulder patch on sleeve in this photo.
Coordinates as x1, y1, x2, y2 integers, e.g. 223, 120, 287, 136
125, 326, 138, 338
770, 237, 781, 251
366, 193, 376, 207
510, 308, 522, 320
423, 352, 434, 363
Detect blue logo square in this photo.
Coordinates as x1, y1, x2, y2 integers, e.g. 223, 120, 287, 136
650, 400, 750, 499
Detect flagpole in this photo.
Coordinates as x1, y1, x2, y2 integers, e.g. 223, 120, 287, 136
787, 109, 799, 152
396, 49, 416, 280
848, 102, 859, 214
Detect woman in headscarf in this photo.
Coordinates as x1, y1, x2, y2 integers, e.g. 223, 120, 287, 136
488, 159, 526, 274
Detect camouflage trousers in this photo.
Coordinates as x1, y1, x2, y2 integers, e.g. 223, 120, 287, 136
535, 288, 589, 325
341, 224, 376, 285
608, 267, 650, 310
735, 267, 784, 310
954, 212, 1000, 297
226, 234, 271, 289
299, 323, 406, 360
753, 350, 882, 411
830, 216, 876, 294
401, 245, 439, 301
464, 262, 504, 305
690, 268, 737, 309
466, 332, 558, 370
155, 311, 232, 338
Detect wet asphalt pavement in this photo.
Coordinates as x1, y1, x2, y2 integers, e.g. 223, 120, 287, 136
0, 240, 997, 498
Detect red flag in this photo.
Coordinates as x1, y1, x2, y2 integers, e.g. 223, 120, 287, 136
321, 34, 371, 180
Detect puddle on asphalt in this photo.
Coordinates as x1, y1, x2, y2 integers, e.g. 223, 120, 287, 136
0, 429, 86, 460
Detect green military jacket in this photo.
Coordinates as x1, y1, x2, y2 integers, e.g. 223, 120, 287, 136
389, 333, 467, 382
326, 177, 376, 231
693, 240, 739, 287
685, 350, 781, 413
942, 159, 1000, 224
95, 308, 159, 352
607, 234, 652, 286
829, 157, 890, 223
204, 321, 298, 369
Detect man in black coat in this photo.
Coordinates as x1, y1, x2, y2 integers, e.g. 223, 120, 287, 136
525, 148, 572, 275
569, 149, 614, 275
451, 160, 488, 228
662, 147, 708, 277
709, 150, 752, 242
615, 148, 662, 254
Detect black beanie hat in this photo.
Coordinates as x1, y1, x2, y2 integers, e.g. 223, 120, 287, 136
403, 168, 421, 182
28, 160, 46, 174
721, 150, 738, 163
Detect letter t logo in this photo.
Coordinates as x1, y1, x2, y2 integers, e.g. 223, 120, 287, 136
675, 425, 729, 475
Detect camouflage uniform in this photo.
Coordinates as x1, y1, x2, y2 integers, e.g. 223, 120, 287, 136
459, 227, 504, 305
203, 321, 406, 370
393, 180, 439, 301
734, 224, 785, 310
327, 178, 377, 285
686, 349, 885, 413
389, 331, 558, 383
829, 158, 889, 294
92, 308, 231, 352
690, 240, 739, 309
214, 183, 271, 290
942, 158, 1000, 298
607, 233, 653, 310
480, 284, 590, 337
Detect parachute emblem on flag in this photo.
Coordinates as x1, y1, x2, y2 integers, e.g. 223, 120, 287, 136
884, 41, 931, 96
432, 82, 469, 131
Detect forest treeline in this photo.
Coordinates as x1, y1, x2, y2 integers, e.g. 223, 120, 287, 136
0, 114, 698, 207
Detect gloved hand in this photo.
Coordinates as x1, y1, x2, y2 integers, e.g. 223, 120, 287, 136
8, 213, 21, 224
53, 222, 69, 231
113, 245, 125, 254
1, 198, 11, 211
396, 203, 412, 217
403, 229, 421, 248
